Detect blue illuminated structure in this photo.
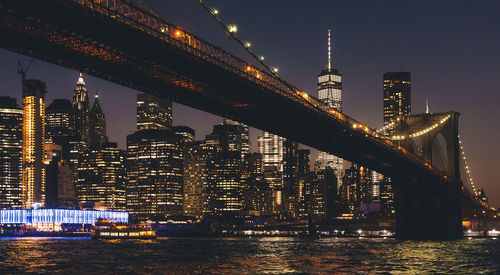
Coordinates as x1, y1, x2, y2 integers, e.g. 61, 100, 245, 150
0, 209, 128, 225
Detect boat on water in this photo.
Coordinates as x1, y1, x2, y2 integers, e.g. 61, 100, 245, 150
91, 219, 156, 240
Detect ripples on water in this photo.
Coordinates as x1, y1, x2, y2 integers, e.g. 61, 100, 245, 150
0, 237, 498, 274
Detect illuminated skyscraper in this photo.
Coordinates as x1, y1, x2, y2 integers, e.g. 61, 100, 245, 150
183, 141, 216, 218
206, 121, 246, 215
383, 71, 411, 126
126, 129, 183, 221
137, 93, 172, 130
46, 99, 73, 141
22, 79, 47, 207
258, 131, 285, 212
71, 73, 90, 143
46, 99, 74, 159
76, 142, 126, 210
316, 30, 343, 186
89, 92, 107, 150
126, 93, 181, 221
0, 97, 23, 208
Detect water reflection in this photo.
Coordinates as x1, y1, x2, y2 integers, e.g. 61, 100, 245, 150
0, 237, 498, 274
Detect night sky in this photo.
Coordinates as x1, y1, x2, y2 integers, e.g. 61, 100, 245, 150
0, 0, 499, 205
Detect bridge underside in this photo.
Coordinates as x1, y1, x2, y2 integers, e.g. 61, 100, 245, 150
0, 0, 466, 239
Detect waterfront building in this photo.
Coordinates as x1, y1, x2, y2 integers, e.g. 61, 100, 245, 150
0, 208, 128, 232
89, 92, 107, 150
126, 129, 183, 221
0, 97, 23, 208
136, 93, 172, 130
316, 30, 343, 187
183, 141, 216, 219
71, 73, 91, 143
22, 79, 47, 207
383, 71, 411, 126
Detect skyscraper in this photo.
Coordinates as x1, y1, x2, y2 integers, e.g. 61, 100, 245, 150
258, 132, 285, 210
89, 92, 107, 150
71, 73, 90, 143
46, 99, 73, 141
0, 97, 23, 208
183, 141, 217, 218
76, 142, 126, 210
46, 98, 74, 159
383, 71, 411, 126
126, 129, 184, 220
136, 93, 172, 130
316, 30, 343, 186
206, 121, 247, 215
126, 94, 182, 221
22, 79, 47, 207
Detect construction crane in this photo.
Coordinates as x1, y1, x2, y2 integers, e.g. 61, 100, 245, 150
17, 58, 35, 81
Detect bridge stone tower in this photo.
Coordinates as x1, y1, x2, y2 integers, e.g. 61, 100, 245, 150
390, 111, 463, 239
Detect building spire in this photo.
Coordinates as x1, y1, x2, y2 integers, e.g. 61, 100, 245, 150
327, 29, 332, 71
77, 73, 85, 85
425, 99, 430, 114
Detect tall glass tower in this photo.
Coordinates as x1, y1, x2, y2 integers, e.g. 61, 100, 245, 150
316, 30, 343, 186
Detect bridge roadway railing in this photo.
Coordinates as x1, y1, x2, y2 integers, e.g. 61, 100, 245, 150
72, 0, 448, 180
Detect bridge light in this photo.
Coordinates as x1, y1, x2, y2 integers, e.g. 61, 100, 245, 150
211, 8, 219, 15
175, 30, 182, 37
272, 67, 278, 73
228, 24, 238, 33
259, 56, 265, 61
244, 42, 251, 48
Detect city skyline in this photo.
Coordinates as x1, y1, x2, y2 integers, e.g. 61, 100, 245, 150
0, 0, 499, 209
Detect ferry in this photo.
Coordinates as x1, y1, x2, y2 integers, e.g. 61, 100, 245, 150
91, 219, 156, 240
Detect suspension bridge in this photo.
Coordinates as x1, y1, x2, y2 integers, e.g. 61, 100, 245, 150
0, 0, 494, 239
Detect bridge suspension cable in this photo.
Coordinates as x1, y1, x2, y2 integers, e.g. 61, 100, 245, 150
382, 114, 451, 141
458, 135, 478, 196
195, 0, 282, 78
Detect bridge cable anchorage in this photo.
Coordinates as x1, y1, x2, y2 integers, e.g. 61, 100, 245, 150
195, 0, 284, 79
458, 135, 478, 196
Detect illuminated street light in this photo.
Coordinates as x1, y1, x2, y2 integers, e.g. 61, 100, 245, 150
228, 24, 238, 33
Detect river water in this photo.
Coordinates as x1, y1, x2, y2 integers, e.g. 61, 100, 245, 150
0, 237, 498, 274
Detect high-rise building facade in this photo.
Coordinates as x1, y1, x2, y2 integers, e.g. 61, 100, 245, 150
46, 99, 73, 142
383, 71, 411, 126
76, 142, 126, 210
71, 73, 90, 143
126, 129, 184, 221
137, 93, 172, 130
0, 97, 23, 208
22, 79, 47, 207
258, 131, 285, 211
46, 98, 74, 160
316, 30, 343, 186
183, 141, 216, 218
205, 121, 247, 215
89, 92, 107, 150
